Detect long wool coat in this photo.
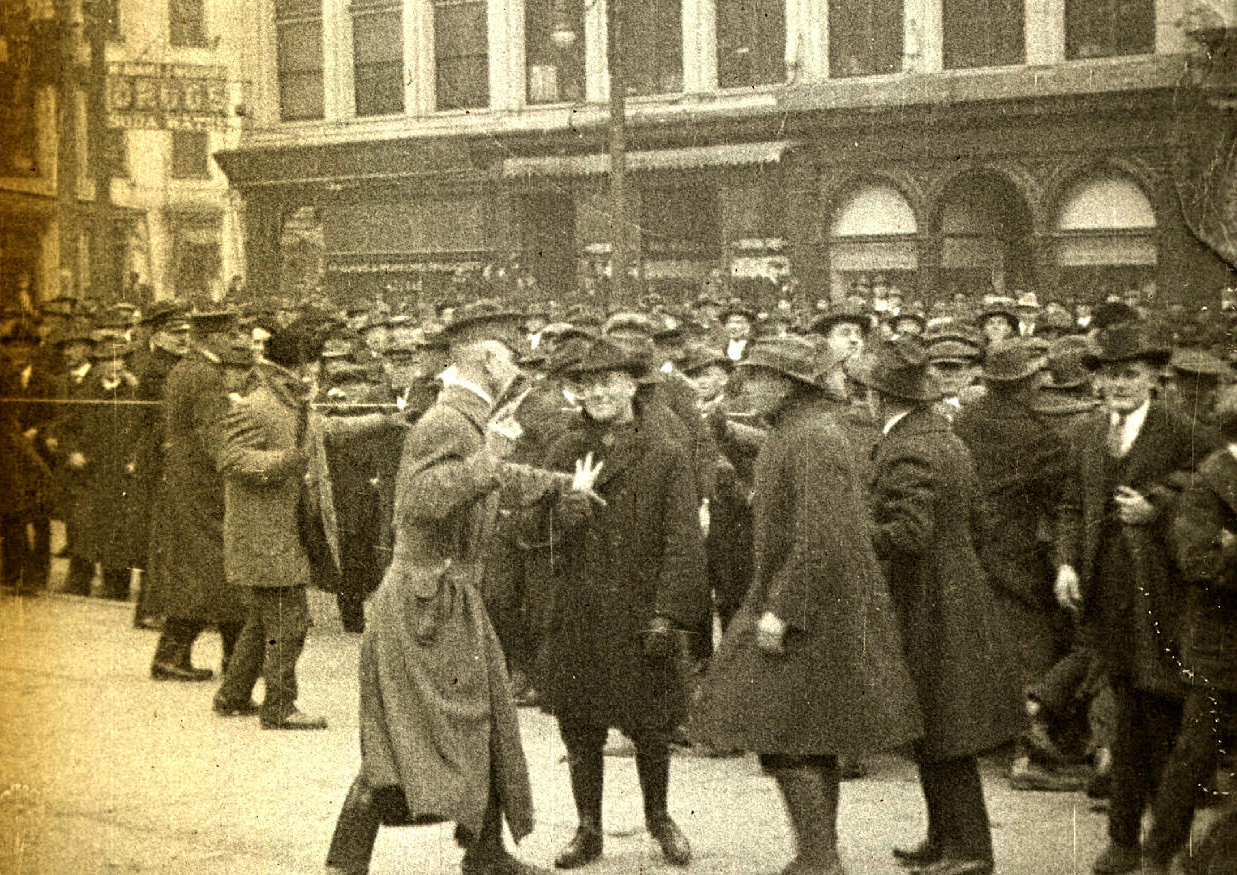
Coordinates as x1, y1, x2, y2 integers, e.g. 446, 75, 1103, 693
1172, 447, 1237, 693
694, 397, 923, 757
147, 348, 246, 624
870, 408, 1021, 761
1056, 403, 1216, 695
127, 344, 180, 571
532, 401, 709, 735
953, 394, 1073, 690
57, 372, 141, 569
357, 384, 535, 841
219, 364, 311, 590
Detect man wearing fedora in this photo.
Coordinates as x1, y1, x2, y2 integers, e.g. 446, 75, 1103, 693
528, 335, 707, 870
695, 334, 921, 875
1053, 322, 1218, 875
953, 341, 1075, 790
861, 337, 1020, 875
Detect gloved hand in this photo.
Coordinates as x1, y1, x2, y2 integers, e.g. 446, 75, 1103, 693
641, 615, 675, 661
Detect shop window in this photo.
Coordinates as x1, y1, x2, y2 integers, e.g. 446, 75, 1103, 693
717, 0, 786, 88
828, 0, 902, 78
434, 0, 489, 110
1065, 0, 1154, 60
169, 0, 207, 47
1055, 177, 1157, 303
171, 130, 211, 179
640, 185, 720, 295
524, 0, 585, 103
828, 185, 917, 302
615, 0, 683, 96
352, 3, 404, 116
943, 0, 1024, 69
276, 0, 325, 121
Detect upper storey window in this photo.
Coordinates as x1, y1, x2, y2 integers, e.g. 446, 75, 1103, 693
943, 0, 1024, 69
1065, 0, 1154, 60
276, 0, 325, 121
828, 0, 902, 78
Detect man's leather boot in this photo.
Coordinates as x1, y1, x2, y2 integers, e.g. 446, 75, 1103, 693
325, 776, 382, 875
555, 748, 603, 868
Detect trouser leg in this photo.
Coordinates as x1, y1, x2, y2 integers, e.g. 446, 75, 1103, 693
918, 756, 993, 863
1143, 688, 1214, 863
633, 731, 672, 823
1, 516, 30, 586
761, 754, 840, 863
336, 584, 366, 634
258, 586, 310, 723
63, 556, 95, 596
1108, 679, 1149, 848
558, 720, 607, 827
325, 774, 384, 874
27, 516, 50, 590
217, 621, 244, 675
98, 567, 131, 601
215, 607, 264, 710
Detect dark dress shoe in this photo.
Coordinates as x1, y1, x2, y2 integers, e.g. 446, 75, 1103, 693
1092, 843, 1141, 874
461, 846, 552, 874
893, 840, 941, 868
648, 815, 691, 866
554, 824, 602, 869
151, 661, 213, 682
910, 859, 993, 875
212, 699, 260, 717
260, 709, 328, 730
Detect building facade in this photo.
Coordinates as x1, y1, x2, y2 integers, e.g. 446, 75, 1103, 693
216, 0, 1237, 308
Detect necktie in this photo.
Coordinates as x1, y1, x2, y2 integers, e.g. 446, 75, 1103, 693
1107, 413, 1126, 458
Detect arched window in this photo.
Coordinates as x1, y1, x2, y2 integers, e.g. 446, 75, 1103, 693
1054, 176, 1157, 304
828, 185, 917, 302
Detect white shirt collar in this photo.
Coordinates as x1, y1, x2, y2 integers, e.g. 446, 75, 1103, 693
1227, 443, 1237, 465
71, 361, 92, 381
726, 338, 747, 361
444, 373, 493, 408
883, 410, 910, 435
1109, 399, 1150, 457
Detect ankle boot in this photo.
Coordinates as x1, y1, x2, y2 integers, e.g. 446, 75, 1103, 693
635, 746, 690, 866
772, 767, 844, 874
326, 776, 383, 874
556, 747, 604, 868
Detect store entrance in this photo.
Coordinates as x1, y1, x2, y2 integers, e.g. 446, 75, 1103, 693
938, 171, 1033, 300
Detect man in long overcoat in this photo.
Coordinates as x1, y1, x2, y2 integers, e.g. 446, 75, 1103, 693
212, 317, 329, 729
695, 335, 921, 875
147, 311, 248, 681
529, 336, 707, 870
1153, 393, 1237, 874
1053, 323, 1217, 875
860, 337, 1020, 875
326, 304, 549, 875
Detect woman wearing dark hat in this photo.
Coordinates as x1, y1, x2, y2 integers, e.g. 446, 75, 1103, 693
1053, 323, 1219, 875
695, 335, 921, 875
978, 305, 1020, 347
529, 336, 707, 870
860, 337, 1019, 875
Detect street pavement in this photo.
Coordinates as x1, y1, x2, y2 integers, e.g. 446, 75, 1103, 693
0, 580, 1225, 875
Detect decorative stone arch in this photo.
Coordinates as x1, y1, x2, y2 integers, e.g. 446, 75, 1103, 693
820, 169, 929, 234
925, 162, 1041, 235
1042, 155, 1171, 232
819, 173, 924, 304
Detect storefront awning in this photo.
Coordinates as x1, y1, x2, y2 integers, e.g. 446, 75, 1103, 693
502, 141, 794, 178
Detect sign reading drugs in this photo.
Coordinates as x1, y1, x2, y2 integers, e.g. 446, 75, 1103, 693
106, 62, 229, 130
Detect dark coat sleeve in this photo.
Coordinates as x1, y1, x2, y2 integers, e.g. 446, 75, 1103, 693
872, 443, 938, 560
1173, 454, 1237, 589
652, 439, 709, 628
396, 407, 498, 524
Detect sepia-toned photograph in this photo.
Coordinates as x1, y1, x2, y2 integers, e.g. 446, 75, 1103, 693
1, 0, 1235, 872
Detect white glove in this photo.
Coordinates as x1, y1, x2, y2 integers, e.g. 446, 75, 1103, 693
1054, 564, 1082, 612
570, 452, 606, 506
756, 611, 785, 655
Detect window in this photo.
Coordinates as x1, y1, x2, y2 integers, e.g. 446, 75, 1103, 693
1065, 0, 1154, 60
434, 0, 489, 110
101, 0, 121, 38
171, 218, 222, 301
100, 128, 129, 179
524, 0, 585, 103
828, 0, 902, 78
1055, 177, 1157, 303
171, 130, 211, 178
615, 0, 682, 96
828, 185, 918, 302
717, 0, 786, 88
943, 0, 1023, 69
276, 0, 325, 121
352, 2, 404, 116
169, 0, 207, 47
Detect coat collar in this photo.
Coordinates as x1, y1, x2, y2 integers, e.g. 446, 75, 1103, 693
439, 382, 492, 435
884, 406, 950, 438
254, 361, 308, 410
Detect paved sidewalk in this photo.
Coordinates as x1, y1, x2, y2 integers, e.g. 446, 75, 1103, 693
0, 589, 1223, 874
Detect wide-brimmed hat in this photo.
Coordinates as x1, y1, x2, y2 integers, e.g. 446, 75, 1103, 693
982, 339, 1046, 382
443, 299, 524, 348
140, 300, 189, 329
1089, 302, 1140, 332
602, 310, 661, 338
1081, 322, 1172, 370
1169, 347, 1234, 381
560, 335, 657, 384
737, 335, 828, 391
808, 306, 871, 337
977, 305, 1021, 334
855, 336, 942, 403
1043, 336, 1093, 389
88, 336, 137, 361
720, 301, 757, 324
678, 343, 732, 376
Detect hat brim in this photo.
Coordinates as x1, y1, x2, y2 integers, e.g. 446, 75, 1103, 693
1081, 349, 1172, 371
736, 361, 826, 391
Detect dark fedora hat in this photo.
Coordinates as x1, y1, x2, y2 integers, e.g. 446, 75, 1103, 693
443, 298, 524, 347
1081, 322, 1172, 370
737, 335, 828, 391
981, 339, 1046, 382
855, 336, 942, 403
678, 342, 732, 376
561, 335, 657, 383
140, 300, 189, 328
808, 306, 871, 337
1043, 336, 1093, 389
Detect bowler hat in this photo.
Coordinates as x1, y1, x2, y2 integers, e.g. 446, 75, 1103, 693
1043, 336, 1093, 389
855, 337, 942, 403
981, 339, 1046, 382
737, 335, 828, 391
678, 343, 731, 376
443, 299, 524, 347
1081, 322, 1172, 370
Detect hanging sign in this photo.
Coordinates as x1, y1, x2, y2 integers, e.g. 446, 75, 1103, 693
106, 62, 229, 130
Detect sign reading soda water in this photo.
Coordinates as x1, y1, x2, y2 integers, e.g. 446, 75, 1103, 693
106, 62, 229, 130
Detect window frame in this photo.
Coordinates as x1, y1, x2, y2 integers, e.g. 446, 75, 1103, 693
275, 0, 326, 122
433, 0, 491, 111
1064, 0, 1155, 61
169, 0, 208, 48
827, 0, 903, 79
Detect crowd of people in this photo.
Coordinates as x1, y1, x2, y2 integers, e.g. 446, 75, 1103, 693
1, 283, 1235, 875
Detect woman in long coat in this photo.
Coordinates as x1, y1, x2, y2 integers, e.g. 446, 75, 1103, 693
694, 335, 921, 875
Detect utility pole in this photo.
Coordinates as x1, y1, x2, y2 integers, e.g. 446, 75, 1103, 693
605, 0, 629, 306
55, 0, 80, 301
